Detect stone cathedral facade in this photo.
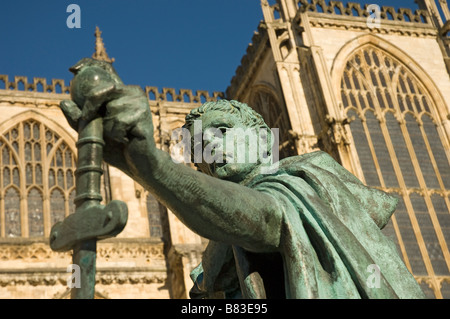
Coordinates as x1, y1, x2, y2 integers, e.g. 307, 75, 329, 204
0, 0, 449, 299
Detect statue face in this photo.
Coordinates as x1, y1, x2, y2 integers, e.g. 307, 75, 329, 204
190, 110, 265, 182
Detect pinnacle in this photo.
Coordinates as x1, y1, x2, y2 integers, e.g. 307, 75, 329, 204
92, 26, 115, 63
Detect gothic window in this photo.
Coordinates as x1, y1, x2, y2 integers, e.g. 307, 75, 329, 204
251, 89, 294, 158
340, 46, 450, 298
0, 120, 76, 238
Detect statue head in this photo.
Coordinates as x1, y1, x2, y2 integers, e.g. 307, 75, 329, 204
183, 100, 273, 182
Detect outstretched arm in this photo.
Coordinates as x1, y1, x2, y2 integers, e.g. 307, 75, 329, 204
128, 135, 282, 252
61, 78, 282, 253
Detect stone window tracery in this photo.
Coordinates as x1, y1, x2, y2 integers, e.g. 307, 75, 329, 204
340, 45, 450, 298
0, 119, 76, 238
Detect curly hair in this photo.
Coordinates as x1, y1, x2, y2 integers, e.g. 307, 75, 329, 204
183, 99, 269, 132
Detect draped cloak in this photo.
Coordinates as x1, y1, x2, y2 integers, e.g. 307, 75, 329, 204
189, 151, 425, 299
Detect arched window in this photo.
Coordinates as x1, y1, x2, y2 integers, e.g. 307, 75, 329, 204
0, 119, 76, 238
340, 46, 450, 298
251, 89, 294, 158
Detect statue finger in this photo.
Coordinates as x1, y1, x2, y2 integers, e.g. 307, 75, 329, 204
103, 117, 129, 144
59, 100, 81, 131
81, 83, 116, 121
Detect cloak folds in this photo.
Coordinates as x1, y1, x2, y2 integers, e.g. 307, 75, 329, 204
190, 151, 425, 299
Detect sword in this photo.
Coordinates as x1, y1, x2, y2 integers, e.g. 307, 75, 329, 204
49, 59, 128, 299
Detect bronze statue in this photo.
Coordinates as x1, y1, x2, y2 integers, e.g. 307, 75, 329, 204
58, 58, 425, 299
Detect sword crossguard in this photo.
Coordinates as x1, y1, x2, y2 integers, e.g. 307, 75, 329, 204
49, 200, 128, 252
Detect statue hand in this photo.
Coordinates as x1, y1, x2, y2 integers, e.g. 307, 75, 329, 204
59, 84, 155, 173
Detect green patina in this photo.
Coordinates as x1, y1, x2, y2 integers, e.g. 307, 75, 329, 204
55, 57, 425, 299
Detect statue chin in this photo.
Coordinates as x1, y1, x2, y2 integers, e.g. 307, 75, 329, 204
214, 162, 257, 182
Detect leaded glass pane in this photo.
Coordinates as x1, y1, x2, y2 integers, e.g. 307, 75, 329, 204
12, 168, 19, 186
366, 93, 375, 109
422, 115, 450, 189
45, 129, 52, 142
24, 123, 31, 139
385, 91, 393, 108
35, 164, 42, 185
370, 69, 378, 87
26, 164, 32, 185
407, 77, 416, 94
34, 143, 41, 162
364, 51, 371, 65
24, 142, 31, 161
372, 51, 380, 67
405, 114, 440, 189
50, 189, 65, 226
349, 93, 358, 109
410, 193, 448, 276
32, 123, 40, 140
397, 95, 406, 112
2, 147, 10, 165
365, 111, 398, 187
65, 151, 72, 167
352, 72, 360, 90
378, 70, 387, 87
66, 169, 74, 188
11, 128, 18, 140
376, 90, 385, 109
69, 190, 76, 215
441, 281, 450, 299
399, 76, 408, 93
347, 109, 380, 186
419, 281, 436, 299
5, 187, 21, 237
344, 71, 352, 88
57, 169, 64, 187
12, 141, 18, 154
385, 113, 419, 188
48, 168, 55, 187
147, 193, 162, 238
422, 96, 431, 113
3, 167, 10, 187
395, 195, 427, 275
56, 149, 63, 167
431, 194, 450, 246
28, 188, 44, 237
406, 96, 413, 111
414, 96, 422, 113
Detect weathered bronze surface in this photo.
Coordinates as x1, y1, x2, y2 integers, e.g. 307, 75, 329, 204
49, 59, 128, 299
56, 57, 425, 299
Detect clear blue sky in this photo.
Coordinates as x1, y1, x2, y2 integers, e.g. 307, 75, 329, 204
0, 1, 419, 94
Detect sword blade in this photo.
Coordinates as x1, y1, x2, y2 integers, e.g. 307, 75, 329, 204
71, 239, 97, 299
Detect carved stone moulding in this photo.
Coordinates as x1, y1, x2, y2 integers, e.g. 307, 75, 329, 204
0, 238, 165, 263
0, 270, 167, 287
